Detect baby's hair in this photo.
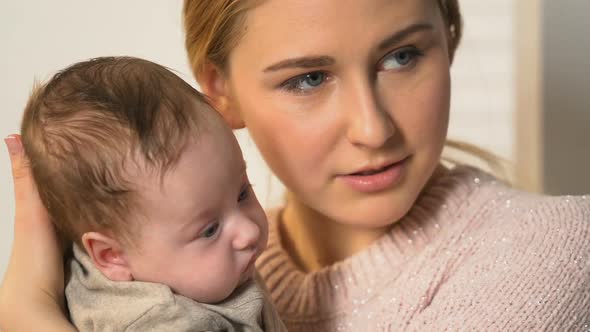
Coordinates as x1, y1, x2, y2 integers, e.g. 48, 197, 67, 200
21, 56, 212, 246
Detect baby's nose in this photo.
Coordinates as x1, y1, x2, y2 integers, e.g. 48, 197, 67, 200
232, 214, 261, 250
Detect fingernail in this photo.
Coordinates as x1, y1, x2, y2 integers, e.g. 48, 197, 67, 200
4, 135, 22, 156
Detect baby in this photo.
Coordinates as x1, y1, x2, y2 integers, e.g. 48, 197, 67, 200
20, 57, 285, 331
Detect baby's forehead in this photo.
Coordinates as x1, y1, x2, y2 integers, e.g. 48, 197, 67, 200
130, 125, 244, 188
125, 140, 247, 227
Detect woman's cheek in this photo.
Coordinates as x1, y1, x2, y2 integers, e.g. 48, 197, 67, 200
420, 69, 451, 143
397, 64, 451, 148
240, 106, 312, 189
246, 94, 337, 173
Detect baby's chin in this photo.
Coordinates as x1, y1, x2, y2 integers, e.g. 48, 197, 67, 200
211, 276, 254, 303
172, 267, 257, 303
171, 280, 238, 304
238, 257, 258, 285
238, 267, 256, 286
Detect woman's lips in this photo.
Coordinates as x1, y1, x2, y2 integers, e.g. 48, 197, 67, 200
338, 157, 409, 193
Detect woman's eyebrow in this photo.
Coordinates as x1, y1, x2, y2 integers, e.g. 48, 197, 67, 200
377, 22, 434, 51
262, 23, 433, 73
263, 56, 335, 72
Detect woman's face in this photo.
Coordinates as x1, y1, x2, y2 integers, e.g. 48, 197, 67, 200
224, 0, 451, 227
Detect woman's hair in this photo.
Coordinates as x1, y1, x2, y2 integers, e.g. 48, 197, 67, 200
183, 0, 463, 78
184, 0, 252, 79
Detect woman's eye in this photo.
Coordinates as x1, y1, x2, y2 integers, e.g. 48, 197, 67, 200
380, 47, 423, 71
200, 222, 220, 239
238, 183, 252, 203
281, 71, 327, 94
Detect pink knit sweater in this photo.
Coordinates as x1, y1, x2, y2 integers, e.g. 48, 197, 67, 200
256, 167, 590, 331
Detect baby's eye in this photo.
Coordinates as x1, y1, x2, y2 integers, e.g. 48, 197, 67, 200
200, 222, 220, 239
379, 46, 423, 71
238, 183, 252, 203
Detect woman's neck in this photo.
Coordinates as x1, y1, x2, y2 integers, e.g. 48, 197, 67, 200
280, 194, 390, 273
278, 165, 449, 273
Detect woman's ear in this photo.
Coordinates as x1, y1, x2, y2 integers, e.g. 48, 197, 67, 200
81, 232, 133, 282
198, 62, 245, 129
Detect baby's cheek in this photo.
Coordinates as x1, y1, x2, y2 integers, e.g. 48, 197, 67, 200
199, 256, 239, 298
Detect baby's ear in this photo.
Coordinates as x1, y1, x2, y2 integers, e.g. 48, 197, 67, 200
81, 232, 133, 281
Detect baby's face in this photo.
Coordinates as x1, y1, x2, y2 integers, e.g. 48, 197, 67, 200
124, 116, 268, 303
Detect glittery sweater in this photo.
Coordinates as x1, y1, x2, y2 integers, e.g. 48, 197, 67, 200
255, 166, 590, 331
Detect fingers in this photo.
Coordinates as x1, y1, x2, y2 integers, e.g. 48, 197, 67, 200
2, 133, 64, 299
1, 135, 68, 329
4, 133, 56, 256
5, 134, 34, 204
4, 134, 50, 226
5, 134, 27, 179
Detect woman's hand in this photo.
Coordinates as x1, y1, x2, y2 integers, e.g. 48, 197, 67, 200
0, 134, 75, 331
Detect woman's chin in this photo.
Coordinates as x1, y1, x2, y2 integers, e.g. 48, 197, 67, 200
336, 208, 412, 230
323, 188, 420, 229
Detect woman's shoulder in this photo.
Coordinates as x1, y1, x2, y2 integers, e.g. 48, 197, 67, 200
464, 166, 590, 237
428, 167, 590, 328
492, 188, 590, 260
453, 166, 590, 242
445, 165, 589, 224
463, 167, 589, 270
440, 166, 590, 276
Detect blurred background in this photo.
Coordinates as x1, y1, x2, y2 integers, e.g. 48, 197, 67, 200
1, 0, 588, 280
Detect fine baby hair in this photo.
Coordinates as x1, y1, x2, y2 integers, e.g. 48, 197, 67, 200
21, 56, 211, 246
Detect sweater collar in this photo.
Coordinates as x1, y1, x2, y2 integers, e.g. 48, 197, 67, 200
256, 166, 492, 319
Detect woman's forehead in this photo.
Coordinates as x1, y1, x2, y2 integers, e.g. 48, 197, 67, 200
242, 0, 439, 34
233, 0, 442, 67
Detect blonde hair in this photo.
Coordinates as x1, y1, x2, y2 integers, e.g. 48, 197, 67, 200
182, 0, 506, 178
21, 57, 210, 246
184, 0, 254, 78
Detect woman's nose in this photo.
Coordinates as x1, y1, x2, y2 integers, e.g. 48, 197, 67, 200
231, 213, 261, 251
345, 81, 396, 149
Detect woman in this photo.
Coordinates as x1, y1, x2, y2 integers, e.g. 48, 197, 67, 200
2, 0, 589, 330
